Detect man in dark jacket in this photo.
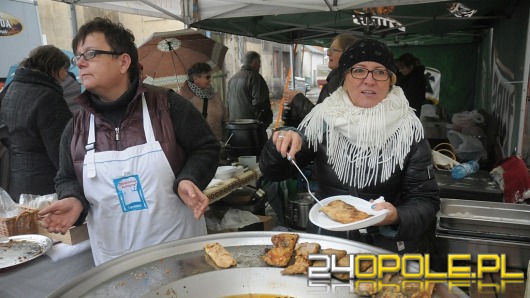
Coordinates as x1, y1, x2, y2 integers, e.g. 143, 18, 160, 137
396, 53, 427, 117
226, 51, 273, 149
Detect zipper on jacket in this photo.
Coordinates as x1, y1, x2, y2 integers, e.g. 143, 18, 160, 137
115, 127, 120, 141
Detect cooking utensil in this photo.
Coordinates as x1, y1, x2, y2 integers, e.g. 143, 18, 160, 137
287, 156, 322, 206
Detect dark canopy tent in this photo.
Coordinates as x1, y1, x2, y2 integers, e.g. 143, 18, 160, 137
189, 0, 515, 46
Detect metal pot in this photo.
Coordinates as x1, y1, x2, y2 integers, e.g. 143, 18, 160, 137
225, 119, 266, 160
286, 193, 315, 230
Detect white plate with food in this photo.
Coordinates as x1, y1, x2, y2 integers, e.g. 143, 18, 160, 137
309, 195, 389, 231
0, 234, 53, 269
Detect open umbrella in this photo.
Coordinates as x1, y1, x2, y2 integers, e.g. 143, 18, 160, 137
138, 29, 228, 89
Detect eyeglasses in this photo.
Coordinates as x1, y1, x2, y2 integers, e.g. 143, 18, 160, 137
349, 67, 391, 81
327, 47, 342, 54
71, 49, 123, 64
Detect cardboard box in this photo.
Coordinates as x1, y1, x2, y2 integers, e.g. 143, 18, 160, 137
207, 215, 273, 234
37, 223, 89, 245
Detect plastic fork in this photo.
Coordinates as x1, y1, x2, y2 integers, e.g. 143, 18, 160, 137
288, 156, 323, 206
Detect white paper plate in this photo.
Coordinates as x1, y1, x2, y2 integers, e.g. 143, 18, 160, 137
0, 234, 53, 269
309, 195, 389, 231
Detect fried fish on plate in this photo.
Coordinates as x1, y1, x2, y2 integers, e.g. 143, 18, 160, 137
262, 233, 299, 267
281, 242, 321, 275
319, 199, 372, 224
204, 242, 237, 269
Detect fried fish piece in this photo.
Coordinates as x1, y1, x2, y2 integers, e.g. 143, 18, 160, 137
375, 273, 435, 298
319, 200, 372, 224
281, 242, 321, 275
332, 254, 373, 281
262, 233, 299, 267
204, 242, 237, 269
312, 248, 348, 267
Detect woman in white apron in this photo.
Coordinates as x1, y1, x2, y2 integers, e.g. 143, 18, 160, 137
82, 95, 206, 265
39, 17, 219, 266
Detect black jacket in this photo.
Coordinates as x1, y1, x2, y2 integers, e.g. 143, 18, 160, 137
0, 68, 72, 202
283, 69, 342, 127
226, 65, 273, 128
397, 65, 427, 117
259, 128, 440, 253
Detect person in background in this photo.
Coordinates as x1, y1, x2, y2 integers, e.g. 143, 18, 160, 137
226, 51, 272, 148
259, 38, 439, 255
178, 62, 229, 143
38, 17, 220, 266
0, 45, 72, 202
62, 71, 82, 113
396, 53, 427, 117
282, 33, 356, 127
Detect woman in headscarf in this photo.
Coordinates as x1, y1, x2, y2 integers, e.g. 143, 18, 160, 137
0, 45, 72, 202
177, 62, 229, 143
259, 38, 439, 254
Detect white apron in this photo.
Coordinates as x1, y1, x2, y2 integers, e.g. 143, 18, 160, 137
83, 95, 206, 266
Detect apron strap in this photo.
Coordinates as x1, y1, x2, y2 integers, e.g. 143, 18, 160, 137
85, 115, 96, 178
141, 94, 156, 143
85, 94, 155, 179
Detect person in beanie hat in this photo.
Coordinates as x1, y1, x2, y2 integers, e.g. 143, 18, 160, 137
259, 37, 440, 256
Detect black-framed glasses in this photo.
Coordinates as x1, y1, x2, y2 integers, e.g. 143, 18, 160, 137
71, 49, 123, 64
327, 47, 342, 54
349, 67, 391, 81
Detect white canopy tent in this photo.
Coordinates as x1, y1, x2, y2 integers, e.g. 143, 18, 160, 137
55, 0, 446, 26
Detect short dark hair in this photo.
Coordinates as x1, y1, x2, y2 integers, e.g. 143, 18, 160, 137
243, 51, 260, 65
20, 45, 70, 79
187, 62, 212, 79
397, 53, 421, 68
72, 17, 138, 82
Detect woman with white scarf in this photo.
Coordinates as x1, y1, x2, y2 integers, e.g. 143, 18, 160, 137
259, 38, 440, 254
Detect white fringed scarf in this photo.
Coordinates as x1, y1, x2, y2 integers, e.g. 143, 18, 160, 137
299, 86, 424, 188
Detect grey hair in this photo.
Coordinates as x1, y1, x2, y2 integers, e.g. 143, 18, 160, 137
243, 51, 260, 65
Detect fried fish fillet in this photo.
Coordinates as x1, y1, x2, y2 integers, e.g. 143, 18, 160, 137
319, 200, 372, 224
375, 273, 435, 298
204, 242, 237, 268
312, 248, 348, 267
281, 242, 321, 275
262, 233, 299, 267
333, 254, 373, 281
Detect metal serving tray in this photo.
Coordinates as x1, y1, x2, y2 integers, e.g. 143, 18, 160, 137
48, 232, 468, 298
437, 198, 530, 239
436, 224, 530, 270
